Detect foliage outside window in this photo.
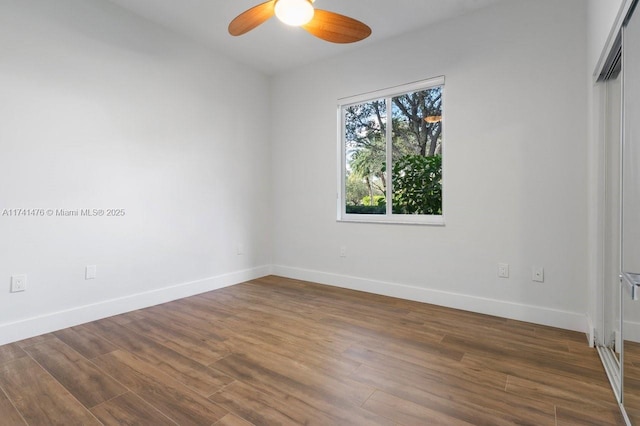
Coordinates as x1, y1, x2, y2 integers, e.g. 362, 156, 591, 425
338, 77, 444, 224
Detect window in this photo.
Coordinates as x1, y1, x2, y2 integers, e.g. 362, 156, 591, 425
338, 77, 444, 225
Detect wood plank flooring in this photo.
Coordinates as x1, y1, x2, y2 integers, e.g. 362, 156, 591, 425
0, 275, 624, 425
625, 341, 640, 424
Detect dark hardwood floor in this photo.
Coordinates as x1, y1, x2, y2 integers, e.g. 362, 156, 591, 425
0, 275, 625, 425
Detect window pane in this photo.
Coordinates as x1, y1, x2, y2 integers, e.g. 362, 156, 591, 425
391, 87, 443, 215
344, 99, 387, 214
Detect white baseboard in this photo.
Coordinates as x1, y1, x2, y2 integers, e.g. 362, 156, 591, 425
0, 264, 592, 346
0, 265, 272, 346
587, 315, 596, 347
273, 265, 590, 334
624, 320, 640, 344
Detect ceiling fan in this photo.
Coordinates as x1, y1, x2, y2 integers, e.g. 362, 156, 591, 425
228, 0, 372, 44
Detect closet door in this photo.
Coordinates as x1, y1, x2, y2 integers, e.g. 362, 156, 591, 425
622, 4, 640, 422
605, 74, 622, 361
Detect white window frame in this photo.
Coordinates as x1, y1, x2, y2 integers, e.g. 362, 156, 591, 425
337, 76, 445, 225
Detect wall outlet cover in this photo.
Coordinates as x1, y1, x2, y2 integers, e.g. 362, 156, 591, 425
85, 265, 97, 280
498, 263, 509, 278
532, 266, 544, 283
10, 274, 27, 292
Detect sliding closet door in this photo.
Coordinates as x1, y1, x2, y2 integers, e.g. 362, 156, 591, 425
605, 75, 622, 359
623, 4, 640, 422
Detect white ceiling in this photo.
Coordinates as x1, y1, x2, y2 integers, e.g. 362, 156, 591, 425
106, 0, 504, 75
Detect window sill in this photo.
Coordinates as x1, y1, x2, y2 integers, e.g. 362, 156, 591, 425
337, 214, 444, 226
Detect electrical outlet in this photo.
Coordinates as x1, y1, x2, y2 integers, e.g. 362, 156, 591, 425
236, 244, 244, 255
339, 246, 347, 257
498, 263, 509, 278
85, 265, 97, 280
10, 274, 26, 292
532, 266, 544, 283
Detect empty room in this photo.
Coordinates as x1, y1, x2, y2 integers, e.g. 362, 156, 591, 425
1, 0, 639, 424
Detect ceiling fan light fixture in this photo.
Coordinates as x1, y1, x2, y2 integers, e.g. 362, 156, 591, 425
425, 115, 442, 123
274, 0, 314, 26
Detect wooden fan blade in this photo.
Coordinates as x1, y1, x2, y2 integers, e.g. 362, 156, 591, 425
228, 1, 275, 36
302, 9, 371, 44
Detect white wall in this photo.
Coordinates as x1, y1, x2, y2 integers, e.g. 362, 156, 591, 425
0, 0, 606, 344
0, 0, 272, 344
271, 0, 590, 331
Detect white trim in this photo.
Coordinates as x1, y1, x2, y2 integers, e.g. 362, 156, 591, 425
385, 96, 393, 216
1, 265, 594, 346
339, 76, 445, 106
597, 346, 622, 403
272, 265, 590, 334
594, 0, 635, 78
623, 319, 640, 343
337, 105, 345, 220
621, 405, 633, 426
587, 314, 596, 347
338, 214, 444, 226
338, 76, 445, 224
0, 265, 272, 346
